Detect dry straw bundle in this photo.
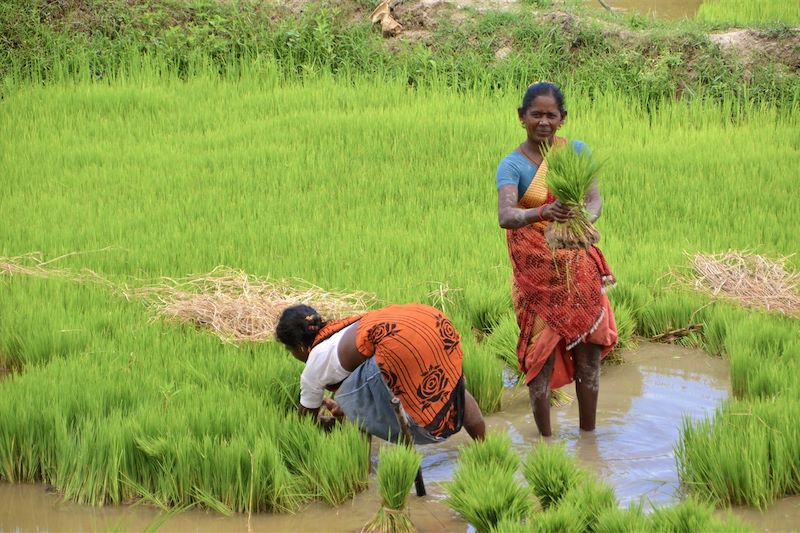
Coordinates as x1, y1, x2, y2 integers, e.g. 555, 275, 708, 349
686, 251, 800, 316
131, 267, 376, 343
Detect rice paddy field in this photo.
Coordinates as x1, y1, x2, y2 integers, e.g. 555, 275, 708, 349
1, 25, 799, 530
696, 0, 800, 25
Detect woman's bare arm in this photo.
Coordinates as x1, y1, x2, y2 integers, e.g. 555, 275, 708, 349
498, 184, 540, 229
463, 390, 486, 440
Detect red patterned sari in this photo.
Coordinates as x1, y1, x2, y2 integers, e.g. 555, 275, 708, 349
507, 138, 618, 388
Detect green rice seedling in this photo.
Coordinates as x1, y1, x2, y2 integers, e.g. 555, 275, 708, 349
649, 497, 751, 532
543, 143, 604, 250
446, 463, 533, 533
594, 503, 650, 533
529, 499, 587, 533
522, 441, 585, 510
463, 286, 514, 335
457, 431, 519, 474
304, 423, 371, 506
484, 311, 522, 376
558, 477, 617, 532
490, 516, 534, 533
462, 337, 505, 414
696, 0, 800, 25
606, 301, 635, 358
676, 402, 773, 508
361, 444, 422, 533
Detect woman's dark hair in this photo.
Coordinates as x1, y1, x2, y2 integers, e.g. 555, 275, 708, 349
518, 82, 566, 116
275, 304, 325, 349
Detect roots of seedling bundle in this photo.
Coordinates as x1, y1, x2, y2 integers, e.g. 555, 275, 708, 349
544, 213, 600, 250
361, 507, 415, 533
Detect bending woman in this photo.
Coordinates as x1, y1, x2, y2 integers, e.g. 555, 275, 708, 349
496, 82, 618, 436
275, 303, 486, 443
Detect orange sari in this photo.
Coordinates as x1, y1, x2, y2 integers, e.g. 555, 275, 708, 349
507, 138, 618, 388
311, 304, 464, 438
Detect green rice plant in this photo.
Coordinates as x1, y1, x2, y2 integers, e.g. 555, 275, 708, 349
457, 431, 519, 474
635, 291, 710, 340
446, 463, 533, 533
529, 499, 587, 533
484, 311, 522, 375
676, 402, 773, 508
522, 441, 585, 510
462, 337, 505, 414
558, 477, 617, 532
649, 497, 751, 532
724, 313, 797, 399
490, 516, 534, 533
463, 286, 513, 334
543, 143, 604, 250
361, 444, 422, 533
696, 0, 800, 26
608, 301, 636, 356
594, 503, 650, 533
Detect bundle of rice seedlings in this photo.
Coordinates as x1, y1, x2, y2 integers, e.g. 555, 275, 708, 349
595, 503, 650, 533
457, 431, 519, 474
558, 477, 617, 531
522, 441, 585, 510
529, 499, 587, 533
543, 143, 604, 250
446, 463, 533, 533
361, 444, 421, 533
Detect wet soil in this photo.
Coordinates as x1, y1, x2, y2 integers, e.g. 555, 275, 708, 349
4, 342, 792, 531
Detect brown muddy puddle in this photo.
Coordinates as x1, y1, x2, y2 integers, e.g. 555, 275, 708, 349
585, 0, 704, 19
0, 343, 796, 531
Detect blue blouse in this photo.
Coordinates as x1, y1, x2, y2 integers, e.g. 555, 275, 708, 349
496, 140, 588, 198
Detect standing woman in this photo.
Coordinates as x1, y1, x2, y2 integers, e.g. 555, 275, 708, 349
496, 82, 618, 436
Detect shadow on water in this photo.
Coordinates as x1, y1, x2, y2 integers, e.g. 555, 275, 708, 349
1, 342, 796, 531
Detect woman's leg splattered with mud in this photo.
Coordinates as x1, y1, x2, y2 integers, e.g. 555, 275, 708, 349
527, 353, 556, 436
573, 342, 601, 431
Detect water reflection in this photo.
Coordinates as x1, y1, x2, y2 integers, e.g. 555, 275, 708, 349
585, 0, 704, 20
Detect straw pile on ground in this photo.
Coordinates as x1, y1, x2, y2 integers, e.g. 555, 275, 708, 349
686, 251, 800, 316
130, 267, 376, 343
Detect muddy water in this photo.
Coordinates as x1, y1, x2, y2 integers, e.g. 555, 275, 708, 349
0, 343, 792, 531
586, 0, 704, 19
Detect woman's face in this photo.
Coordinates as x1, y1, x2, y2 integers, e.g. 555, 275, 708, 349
520, 94, 565, 145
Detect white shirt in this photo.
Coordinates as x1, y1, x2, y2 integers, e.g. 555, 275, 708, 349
299, 324, 356, 409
